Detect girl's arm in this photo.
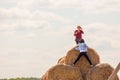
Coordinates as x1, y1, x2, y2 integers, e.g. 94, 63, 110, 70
80, 29, 84, 34
74, 30, 78, 36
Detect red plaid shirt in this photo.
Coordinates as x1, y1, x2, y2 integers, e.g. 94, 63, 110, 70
74, 30, 84, 40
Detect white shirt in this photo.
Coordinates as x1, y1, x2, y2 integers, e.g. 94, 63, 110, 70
75, 43, 88, 52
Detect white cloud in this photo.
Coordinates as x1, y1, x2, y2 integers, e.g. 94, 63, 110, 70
0, 7, 71, 33
17, 0, 53, 9
16, 0, 120, 13
0, 24, 16, 31
0, 6, 72, 41
78, 0, 120, 13
0, 8, 31, 19
1, 0, 120, 13
32, 10, 71, 23
0, 7, 70, 23
61, 0, 120, 13
83, 23, 120, 50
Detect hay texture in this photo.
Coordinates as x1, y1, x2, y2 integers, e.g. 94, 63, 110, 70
41, 72, 48, 80
65, 47, 100, 76
41, 47, 119, 80
42, 64, 83, 80
85, 63, 119, 80
57, 56, 65, 64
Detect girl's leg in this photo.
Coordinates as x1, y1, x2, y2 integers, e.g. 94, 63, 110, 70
75, 40, 78, 44
75, 38, 81, 44
73, 53, 83, 65
83, 52, 92, 65
75, 39, 79, 44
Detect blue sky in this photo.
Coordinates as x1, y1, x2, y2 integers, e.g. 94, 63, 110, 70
0, 0, 120, 78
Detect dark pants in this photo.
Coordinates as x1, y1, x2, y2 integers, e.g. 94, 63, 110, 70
75, 38, 81, 44
73, 52, 92, 65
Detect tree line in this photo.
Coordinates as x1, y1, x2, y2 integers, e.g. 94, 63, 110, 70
0, 77, 40, 80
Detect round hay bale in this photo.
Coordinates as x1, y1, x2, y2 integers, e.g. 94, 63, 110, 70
41, 71, 48, 80
65, 47, 100, 76
57, 56, 65, 64
46, 64, 83, 80
85, 63, 119, 80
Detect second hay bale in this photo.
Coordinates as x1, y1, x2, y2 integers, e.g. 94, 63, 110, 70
85, 63, 119, 80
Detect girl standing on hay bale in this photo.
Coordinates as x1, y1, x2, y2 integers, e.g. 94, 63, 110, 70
74, 26, 84, 44
73, 39, 93, 67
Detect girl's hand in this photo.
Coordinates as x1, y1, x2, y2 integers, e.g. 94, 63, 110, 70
75, 32, 78, 34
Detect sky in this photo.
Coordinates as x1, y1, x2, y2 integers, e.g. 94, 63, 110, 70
0, 0, 120, 78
